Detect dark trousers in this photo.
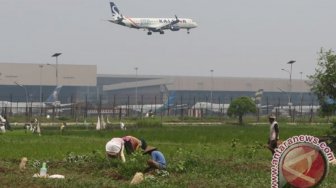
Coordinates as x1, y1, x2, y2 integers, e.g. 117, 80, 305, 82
268, 140, 277, 155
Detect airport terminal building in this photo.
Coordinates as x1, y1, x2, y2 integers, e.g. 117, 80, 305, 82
0, 63, 317, 116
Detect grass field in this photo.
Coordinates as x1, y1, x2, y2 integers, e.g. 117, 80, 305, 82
0, 122, 336, 187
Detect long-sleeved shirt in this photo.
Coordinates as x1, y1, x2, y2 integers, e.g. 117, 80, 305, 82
151, 150, 166, 166
105, 138, 126, 162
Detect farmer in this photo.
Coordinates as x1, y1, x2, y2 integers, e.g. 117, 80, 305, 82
268, 114, 279, 155
105, 137, 126, 163
122, 135, 147, 154
0, 115, 6, 133
143, 146, 166, 172
60, 122, 66, 134
3, 115, 12, 131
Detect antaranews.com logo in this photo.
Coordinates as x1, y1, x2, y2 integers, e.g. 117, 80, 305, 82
271, 135, 335, 188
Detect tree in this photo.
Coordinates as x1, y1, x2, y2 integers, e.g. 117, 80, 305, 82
308, 48, 336, 116
227, 96, 257, 125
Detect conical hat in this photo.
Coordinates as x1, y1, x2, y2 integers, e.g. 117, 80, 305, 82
143, 146, 157, 154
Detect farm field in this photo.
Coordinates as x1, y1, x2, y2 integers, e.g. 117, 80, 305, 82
0, 123, 336, 187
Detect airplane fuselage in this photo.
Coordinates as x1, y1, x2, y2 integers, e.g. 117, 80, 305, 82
110, 17, 197, 31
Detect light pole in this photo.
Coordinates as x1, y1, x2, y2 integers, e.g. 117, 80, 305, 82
287, 60, 296, 106
299, 71, 303, 116
14, 81, 29, 120
39, 65, 44, 116
281, 60, 296, 118
281, 68, 290, 91
51, 53, 62, 87
135, 67, 138, 108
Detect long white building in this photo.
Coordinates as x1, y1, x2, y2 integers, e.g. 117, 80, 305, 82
0, 63, 315, 108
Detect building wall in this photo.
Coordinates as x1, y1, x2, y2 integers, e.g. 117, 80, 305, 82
0, 63, 97, 86
100, 75, 315, 106
0, 63, 314, 107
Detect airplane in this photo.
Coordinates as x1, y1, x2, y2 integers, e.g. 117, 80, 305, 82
108, 2, 198, 35
271, 105, 320, 116
131, 91, 177, 114
190, 102, 230, 114
113, 90, 177, 115
0, 86, 72, 114
43, 85, 72, 107
87, 90, 177, 116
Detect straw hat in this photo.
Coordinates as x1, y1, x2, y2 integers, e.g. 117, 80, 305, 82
143, 146, 157, 154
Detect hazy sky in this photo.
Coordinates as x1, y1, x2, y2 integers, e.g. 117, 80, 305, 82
0, 0, 335, 79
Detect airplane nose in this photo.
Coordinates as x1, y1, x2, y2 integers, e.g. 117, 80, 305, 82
193, 22, 198, 28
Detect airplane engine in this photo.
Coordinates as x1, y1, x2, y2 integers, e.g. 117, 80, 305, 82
170, 25, 180, 31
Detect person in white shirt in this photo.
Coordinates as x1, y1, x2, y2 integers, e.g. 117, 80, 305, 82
0, 115, 6, 133
268, 114, 279, 155
105, 137, 126, 163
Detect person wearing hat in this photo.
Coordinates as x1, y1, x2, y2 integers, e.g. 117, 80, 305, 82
122, 136, 147, 154
268, 114, 279, 155
105, 137, 126, 162
143, 146, 166, 172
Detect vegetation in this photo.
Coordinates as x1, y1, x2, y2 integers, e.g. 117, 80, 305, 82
309, 48, 336, 116
1, 122, 336, 187
227, 96, 257, 125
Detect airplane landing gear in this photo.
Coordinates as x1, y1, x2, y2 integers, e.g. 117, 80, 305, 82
187, 29, 190, 34
147, 31, 152, 35
159, 31, 164, 35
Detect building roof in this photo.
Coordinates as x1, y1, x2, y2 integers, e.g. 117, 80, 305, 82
99, 74, 310, 93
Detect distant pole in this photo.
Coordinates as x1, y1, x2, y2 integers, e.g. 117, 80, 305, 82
210, 69, 214, 112
14, 81, 29, 121
300, 72, 303, 117
39, 65, 44, 116
282, 60, 296, 119
288, 60, 295, 106
51, 53, 62, 87
288, 60, 295, 120
135, 67, 138, 107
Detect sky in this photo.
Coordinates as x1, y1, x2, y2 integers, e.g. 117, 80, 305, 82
0, 0, 335, 79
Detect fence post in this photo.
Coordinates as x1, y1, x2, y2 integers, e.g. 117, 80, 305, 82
154, 96, 157, 115
126, 95, 129, 117
113, 95, 116, 118
9, 94, 13, 116
266, 96, 269, 115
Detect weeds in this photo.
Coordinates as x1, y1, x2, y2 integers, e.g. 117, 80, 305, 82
64, 152, 92, 163
1, 124, 335, 187
244, 141, 264, 159
118, 151, 147, 178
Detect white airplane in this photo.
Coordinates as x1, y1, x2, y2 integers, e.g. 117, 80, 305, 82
0, 86, 72, 114
121, 91, 177, 114
43, 85, 72, 108
272, 105, 320, 116
108, 2, 198, 35
191, 102, 230, 114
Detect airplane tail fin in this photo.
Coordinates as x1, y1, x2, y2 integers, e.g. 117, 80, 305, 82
45, 85, 62, 104
163, 91, 176, 108
254, 89, 263, 105
110, 2, 123, 21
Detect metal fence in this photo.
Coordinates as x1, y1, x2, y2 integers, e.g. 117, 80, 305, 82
0, 94, 321, 123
